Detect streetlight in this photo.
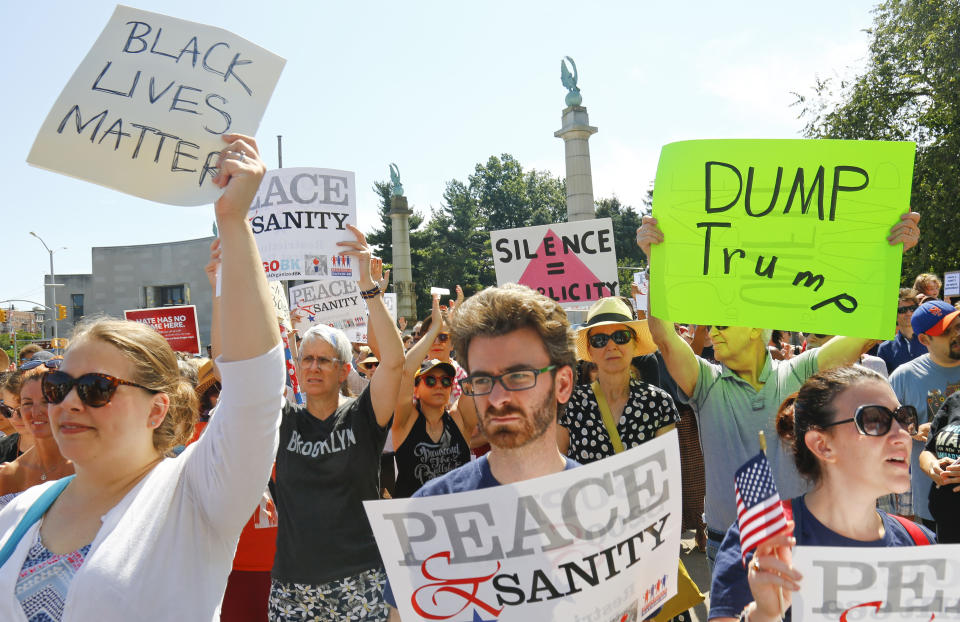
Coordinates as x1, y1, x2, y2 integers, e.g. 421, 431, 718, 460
29, 232, 65, 342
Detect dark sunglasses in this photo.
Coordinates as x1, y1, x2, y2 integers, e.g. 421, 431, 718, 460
0, 403, 17, 419
361, 361, 379, 370
897, 305, 918, 314
708, 325, 729, 331
821, 404, 918, 436
588, 329, 634, 349
42, 371, 157, 408
418, 375, 453, 388
20, 358, 63, 371
436, 333, 451, 343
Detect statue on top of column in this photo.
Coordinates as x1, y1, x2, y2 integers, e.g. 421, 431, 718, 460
389, 163, 404, 197
560, 56, 582, 107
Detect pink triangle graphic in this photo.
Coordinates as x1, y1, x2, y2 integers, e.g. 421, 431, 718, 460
517, 229, 614, 303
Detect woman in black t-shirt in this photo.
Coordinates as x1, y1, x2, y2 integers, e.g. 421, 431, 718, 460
919, 390, 960, 543
269, 226, 406, 622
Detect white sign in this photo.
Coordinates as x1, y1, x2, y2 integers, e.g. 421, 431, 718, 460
268, 281, 291, 330
250, 168, 357, 280
383, 293, 397, 321
289, 279, 366, 342
365, 431, 682, 622
28, 6, 285, 206
430, 287, 451, 296
633, 270, 649, 312
944, 271, 960, 297
792, 544, 960, 622
490, 218, 619, 308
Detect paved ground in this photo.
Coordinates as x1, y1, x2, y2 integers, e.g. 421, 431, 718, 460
679, 530, 711, 622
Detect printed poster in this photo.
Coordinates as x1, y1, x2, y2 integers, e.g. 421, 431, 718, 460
124, 304, 201, 354
365, 431, 682, 621
490, 218, 619, 308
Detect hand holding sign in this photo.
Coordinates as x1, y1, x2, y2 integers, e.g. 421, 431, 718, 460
213, 134, 266, 225
886, 211, 921, 251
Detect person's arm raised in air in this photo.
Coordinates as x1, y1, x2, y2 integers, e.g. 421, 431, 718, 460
817, 211, 922, 371
338, 225, 404, 428
636, 215, 700, 398
392, 296, 443, 448
187, 134, 284, 534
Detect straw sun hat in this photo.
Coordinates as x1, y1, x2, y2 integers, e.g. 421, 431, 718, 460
574, 297, 657, 362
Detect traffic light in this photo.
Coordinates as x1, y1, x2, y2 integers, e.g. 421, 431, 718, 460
56, 304, 67, 320
0, 309, 6, 322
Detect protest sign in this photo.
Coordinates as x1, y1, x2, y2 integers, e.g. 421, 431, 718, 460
28, 6, 285, 206
791, 544, 960, 621
490, 218, 619, 308
365, 430, 682, 622
944, 271, 960, 298
124, 305, 200, 354
268, 281, 292, 330
383, 293, 397, 321
250, 168, 358, 280
634, 270, 649, 312
650, 139, 915, 339
289, 279, 366, 342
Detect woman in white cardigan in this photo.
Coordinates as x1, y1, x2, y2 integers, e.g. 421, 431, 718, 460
0, 134, 284, 622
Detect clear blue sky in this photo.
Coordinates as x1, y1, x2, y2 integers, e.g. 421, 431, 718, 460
2, 0, 879, 310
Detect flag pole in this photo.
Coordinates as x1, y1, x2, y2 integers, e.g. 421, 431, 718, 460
758, 430, 786, 615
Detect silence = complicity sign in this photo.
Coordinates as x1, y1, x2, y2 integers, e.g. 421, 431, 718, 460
365, 431, 682, 622
28, 6, 285, 206
650, 139, 915, 340
250, 168, 358, 281
491, 218, 619, 308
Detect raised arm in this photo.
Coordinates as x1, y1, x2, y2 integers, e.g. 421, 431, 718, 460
637, 216, 700, 397
392, 296, 443, 448
214, 135, 280, 360
203, 239, 223, 375
338, 225, 404, 428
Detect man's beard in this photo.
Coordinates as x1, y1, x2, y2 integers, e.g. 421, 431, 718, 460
949, 337, 960, 360
480, 387, 555, 450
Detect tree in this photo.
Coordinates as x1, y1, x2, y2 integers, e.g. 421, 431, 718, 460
595, 196, 647, 295
795, 0, 960, 282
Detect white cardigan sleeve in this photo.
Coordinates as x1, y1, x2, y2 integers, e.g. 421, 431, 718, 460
181, 344, 285, 535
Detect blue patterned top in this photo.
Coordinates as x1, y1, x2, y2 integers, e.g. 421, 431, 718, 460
16, 531, 91, 622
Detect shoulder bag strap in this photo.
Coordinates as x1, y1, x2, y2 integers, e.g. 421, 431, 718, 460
889, 514, 931, 545
0, 474, 75, 568
592, 381, 625, 454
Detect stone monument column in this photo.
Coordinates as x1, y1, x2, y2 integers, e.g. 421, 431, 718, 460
554, 56, 598, 222
389, 164, 417, 324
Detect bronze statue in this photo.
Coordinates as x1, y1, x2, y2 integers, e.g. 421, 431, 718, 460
389, 163, 404, 197
560, 56, 582, 107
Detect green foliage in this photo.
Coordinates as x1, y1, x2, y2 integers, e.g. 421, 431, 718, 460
365, 154, 652, 319
794, 0, 960, 282
1, 332, 43, 363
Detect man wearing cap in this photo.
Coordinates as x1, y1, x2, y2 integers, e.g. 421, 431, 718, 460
558, 296, 679, 464
636, 212, 921, 570
889, 299, 960, 526
386, 284, 579, 621
877, 288, 928, 374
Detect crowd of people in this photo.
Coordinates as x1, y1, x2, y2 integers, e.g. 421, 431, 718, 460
0, 145, 948, 622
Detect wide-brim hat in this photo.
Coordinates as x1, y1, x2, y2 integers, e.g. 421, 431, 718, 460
415, 358, 456, 380
575, 297, 657, 361
195, 360, 220, 398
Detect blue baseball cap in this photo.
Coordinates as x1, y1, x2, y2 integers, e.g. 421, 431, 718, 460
912, 300, 960, 337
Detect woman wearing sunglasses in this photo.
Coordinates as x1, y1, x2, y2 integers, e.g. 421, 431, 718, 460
391, 297, 472, 498
0, 367, 73, 497
0, 373, 34, 463
709, 366, 934, 622
558, 296, 679, 464
0, 134, 285, 622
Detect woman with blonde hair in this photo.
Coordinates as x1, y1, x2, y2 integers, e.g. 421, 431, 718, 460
0, 134, 284, 621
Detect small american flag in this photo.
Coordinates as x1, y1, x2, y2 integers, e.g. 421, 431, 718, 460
735, 451, 788, 565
